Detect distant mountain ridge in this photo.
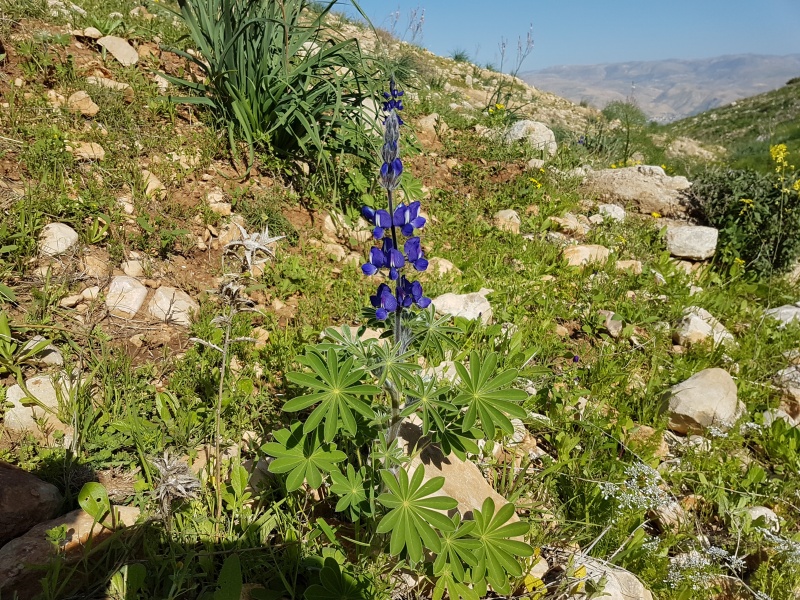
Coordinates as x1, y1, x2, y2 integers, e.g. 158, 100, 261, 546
521, 54, 800, 122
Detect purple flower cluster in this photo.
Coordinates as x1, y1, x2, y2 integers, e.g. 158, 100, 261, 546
361, 80, 430, 322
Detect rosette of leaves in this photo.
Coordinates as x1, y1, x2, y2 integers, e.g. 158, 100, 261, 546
163, 0, 379, 172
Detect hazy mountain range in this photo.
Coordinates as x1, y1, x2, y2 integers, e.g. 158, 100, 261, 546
521, 54, 800, 122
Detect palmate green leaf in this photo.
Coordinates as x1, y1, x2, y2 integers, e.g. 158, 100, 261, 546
329, 464, 369, 520
453, 351, 528, 437
470, 497, 534, 595
432, 514, 481, 582
410, 305, 459, 361
304, 557, 370, 600
401, 374, 452, 436
285, 348, 380, 442
263, 422, 346, 492
376, 466, 458, 564
369, 341, 421, 388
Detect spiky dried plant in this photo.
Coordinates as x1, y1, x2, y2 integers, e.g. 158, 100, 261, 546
151, 450, 201, 521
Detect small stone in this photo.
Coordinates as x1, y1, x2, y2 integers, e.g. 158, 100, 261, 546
323, 243, 347, 262
4, 375, 69, 434
661, 368, 745, 434
555, 324, 569, 337
563, 244, 610, 267
86, 75, 134, 101
493, 209, 521, 234
598, 203, 626, 221
67, 91, 99, 116
589, 214, 604, 225
251, 326, 270, 349
527, 158, 545, 170
60, 294, 83, 308
650, 501, 688, 533
81, 286, 100, 300
141, 170, 166, 199
504, 120, 557, 156
39, 223, 78, 257
432, 288, 493, 324
743, 506, 779, 533
67, 141, 105, 161
121, 259, 144, 278
81, 255, 111, 279
46, 89, 65, 108
616, 259, 643, 274
598, 309, 623, 338
209, 201, 232, 216
81, 26, 102, 39
765, 304, 800, 328
147, 286, 198, 327
106, 275, 148, 318
417, 113, 447, 134
550, 212, 590, 237
673, 306, 735, 348
426, 257, 461, 276
665, 225, 718, 260
97, 36, 139, 67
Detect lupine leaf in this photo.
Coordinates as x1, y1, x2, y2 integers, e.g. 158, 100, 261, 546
263, 422, 346, 492
452, 351, 528, 437
376, 466, 458, 563
304, 557, 369, 600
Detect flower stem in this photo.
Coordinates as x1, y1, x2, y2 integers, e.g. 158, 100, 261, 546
386, 188, 402, 440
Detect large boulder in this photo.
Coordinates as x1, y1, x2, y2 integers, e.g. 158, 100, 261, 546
0, 506, 140, 600
661, 368, 745, 434
582, 165, 691, 217
503, 120, 557, 156
665, 225, 718, 260
0, 462, 62, 546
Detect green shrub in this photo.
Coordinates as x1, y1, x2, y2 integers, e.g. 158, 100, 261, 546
164, 0, 379, 173
688, 165, 800, 275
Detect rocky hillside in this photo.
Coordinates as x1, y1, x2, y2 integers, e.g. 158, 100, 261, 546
522, 54, 800, 122
1, 2, 800, 600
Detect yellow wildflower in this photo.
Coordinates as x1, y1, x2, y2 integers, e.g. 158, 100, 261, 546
771, 143, 789, 168
793, 179, 800, 192
529, 177, 542, 189
611, 163, 617, 169
661, 164, 667, 170
651, 212, 662, 218
734, 257, 745, 267
495, 103, 505, 110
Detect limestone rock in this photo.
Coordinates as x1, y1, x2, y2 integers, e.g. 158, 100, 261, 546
563, 244, 610, 267
673, 306, 735, 348
81, 254, 112, 279
661, 368, 745, 434
426, 257, 461, 276
433, 288, 493, 324
527, 158, 545, 170
397, 418, 518, 521
504, 120, 557, 156
0, 462, 62, 547
417, 113, 447, 134
564, 553, 654, 600
79, 26, 102, 39
744, 506, 779, 533
39, 223, 78, 257
650, 500, 687, 533
86, 75, 134, 101
4, 374, 69, 434
666, 137, 720, 161
598, 203, 626, 221
493, 209, 521, 234
0, 506, 139, 600
616, 259, 643, 274
121, 259, 144, 278
665, 225, 718, 260
550, 212, 590, 237
598, 309, 623, 338
147, 286, 198, 327
21, 335, 63, 366
97, 36, 138, 67
67, 141, 105, 161
106, 276, 148, 318
141, 169, 166, 199
582, 165, 691, 217
67, 91, 99, 116
323, 243, 347, 262
765, 304, 800, 328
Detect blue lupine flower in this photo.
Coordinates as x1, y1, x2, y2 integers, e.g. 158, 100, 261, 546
382, 79, 405, 121
382, 238, 405, 280
404, 236, 428, 272
361, 206, 393, 240
393, 201, 426, 237
361, 246, 386, 276
379, 157, 403, 191
371, 283, 398, 320
397, 277, 431, 309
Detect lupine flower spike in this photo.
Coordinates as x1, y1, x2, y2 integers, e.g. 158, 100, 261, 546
360, 78, 430, 333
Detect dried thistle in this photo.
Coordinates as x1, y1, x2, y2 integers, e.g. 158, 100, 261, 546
223, 223, 284, 272
151, 450, 201, 519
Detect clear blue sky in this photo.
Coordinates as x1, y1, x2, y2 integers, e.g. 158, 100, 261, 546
339, 0, 800, 71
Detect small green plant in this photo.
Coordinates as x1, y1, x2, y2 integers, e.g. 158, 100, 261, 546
688, 144, 800, 275
601, 100, 648, 166
451, 48, 470, 63
162, 0, 379, 173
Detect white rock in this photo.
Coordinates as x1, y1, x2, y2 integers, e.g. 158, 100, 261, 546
106, 276, 148, 318
39, 223, 78, 257
433, 288, 493, 324
59, 294, 83, 308
598, 203, 626, 221
665, 225, 718, 260
527, 158, 545, 170
67, 142, 105, 161
141, 170, 165, 199
426, 257, 461, 276
503, 120, 557, 156
4, 375, 68, 433
417, 113, 447, 134
598, 309, 623, 338
765, 304, 800, 327
661, 368, 745, 434
673, 306, 735, 348
121, 259, 144, 278
147, 286, 198, 327
81, 286, 100, 300
323, 243, 347, 262
209, 202, 232, 216
743, 506, 780, 533
582, 165, 691, 217
563, 244, 610, 267
97, 36, 138, 67
493, 209, 520, 234
67, 91, 99, 116
616, 260, 643, 274
564, 553, 654, 600
21, 336, 63, 366
86, 75, 133, 101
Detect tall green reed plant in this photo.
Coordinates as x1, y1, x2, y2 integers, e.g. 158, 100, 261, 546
162, 0, 379, 174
